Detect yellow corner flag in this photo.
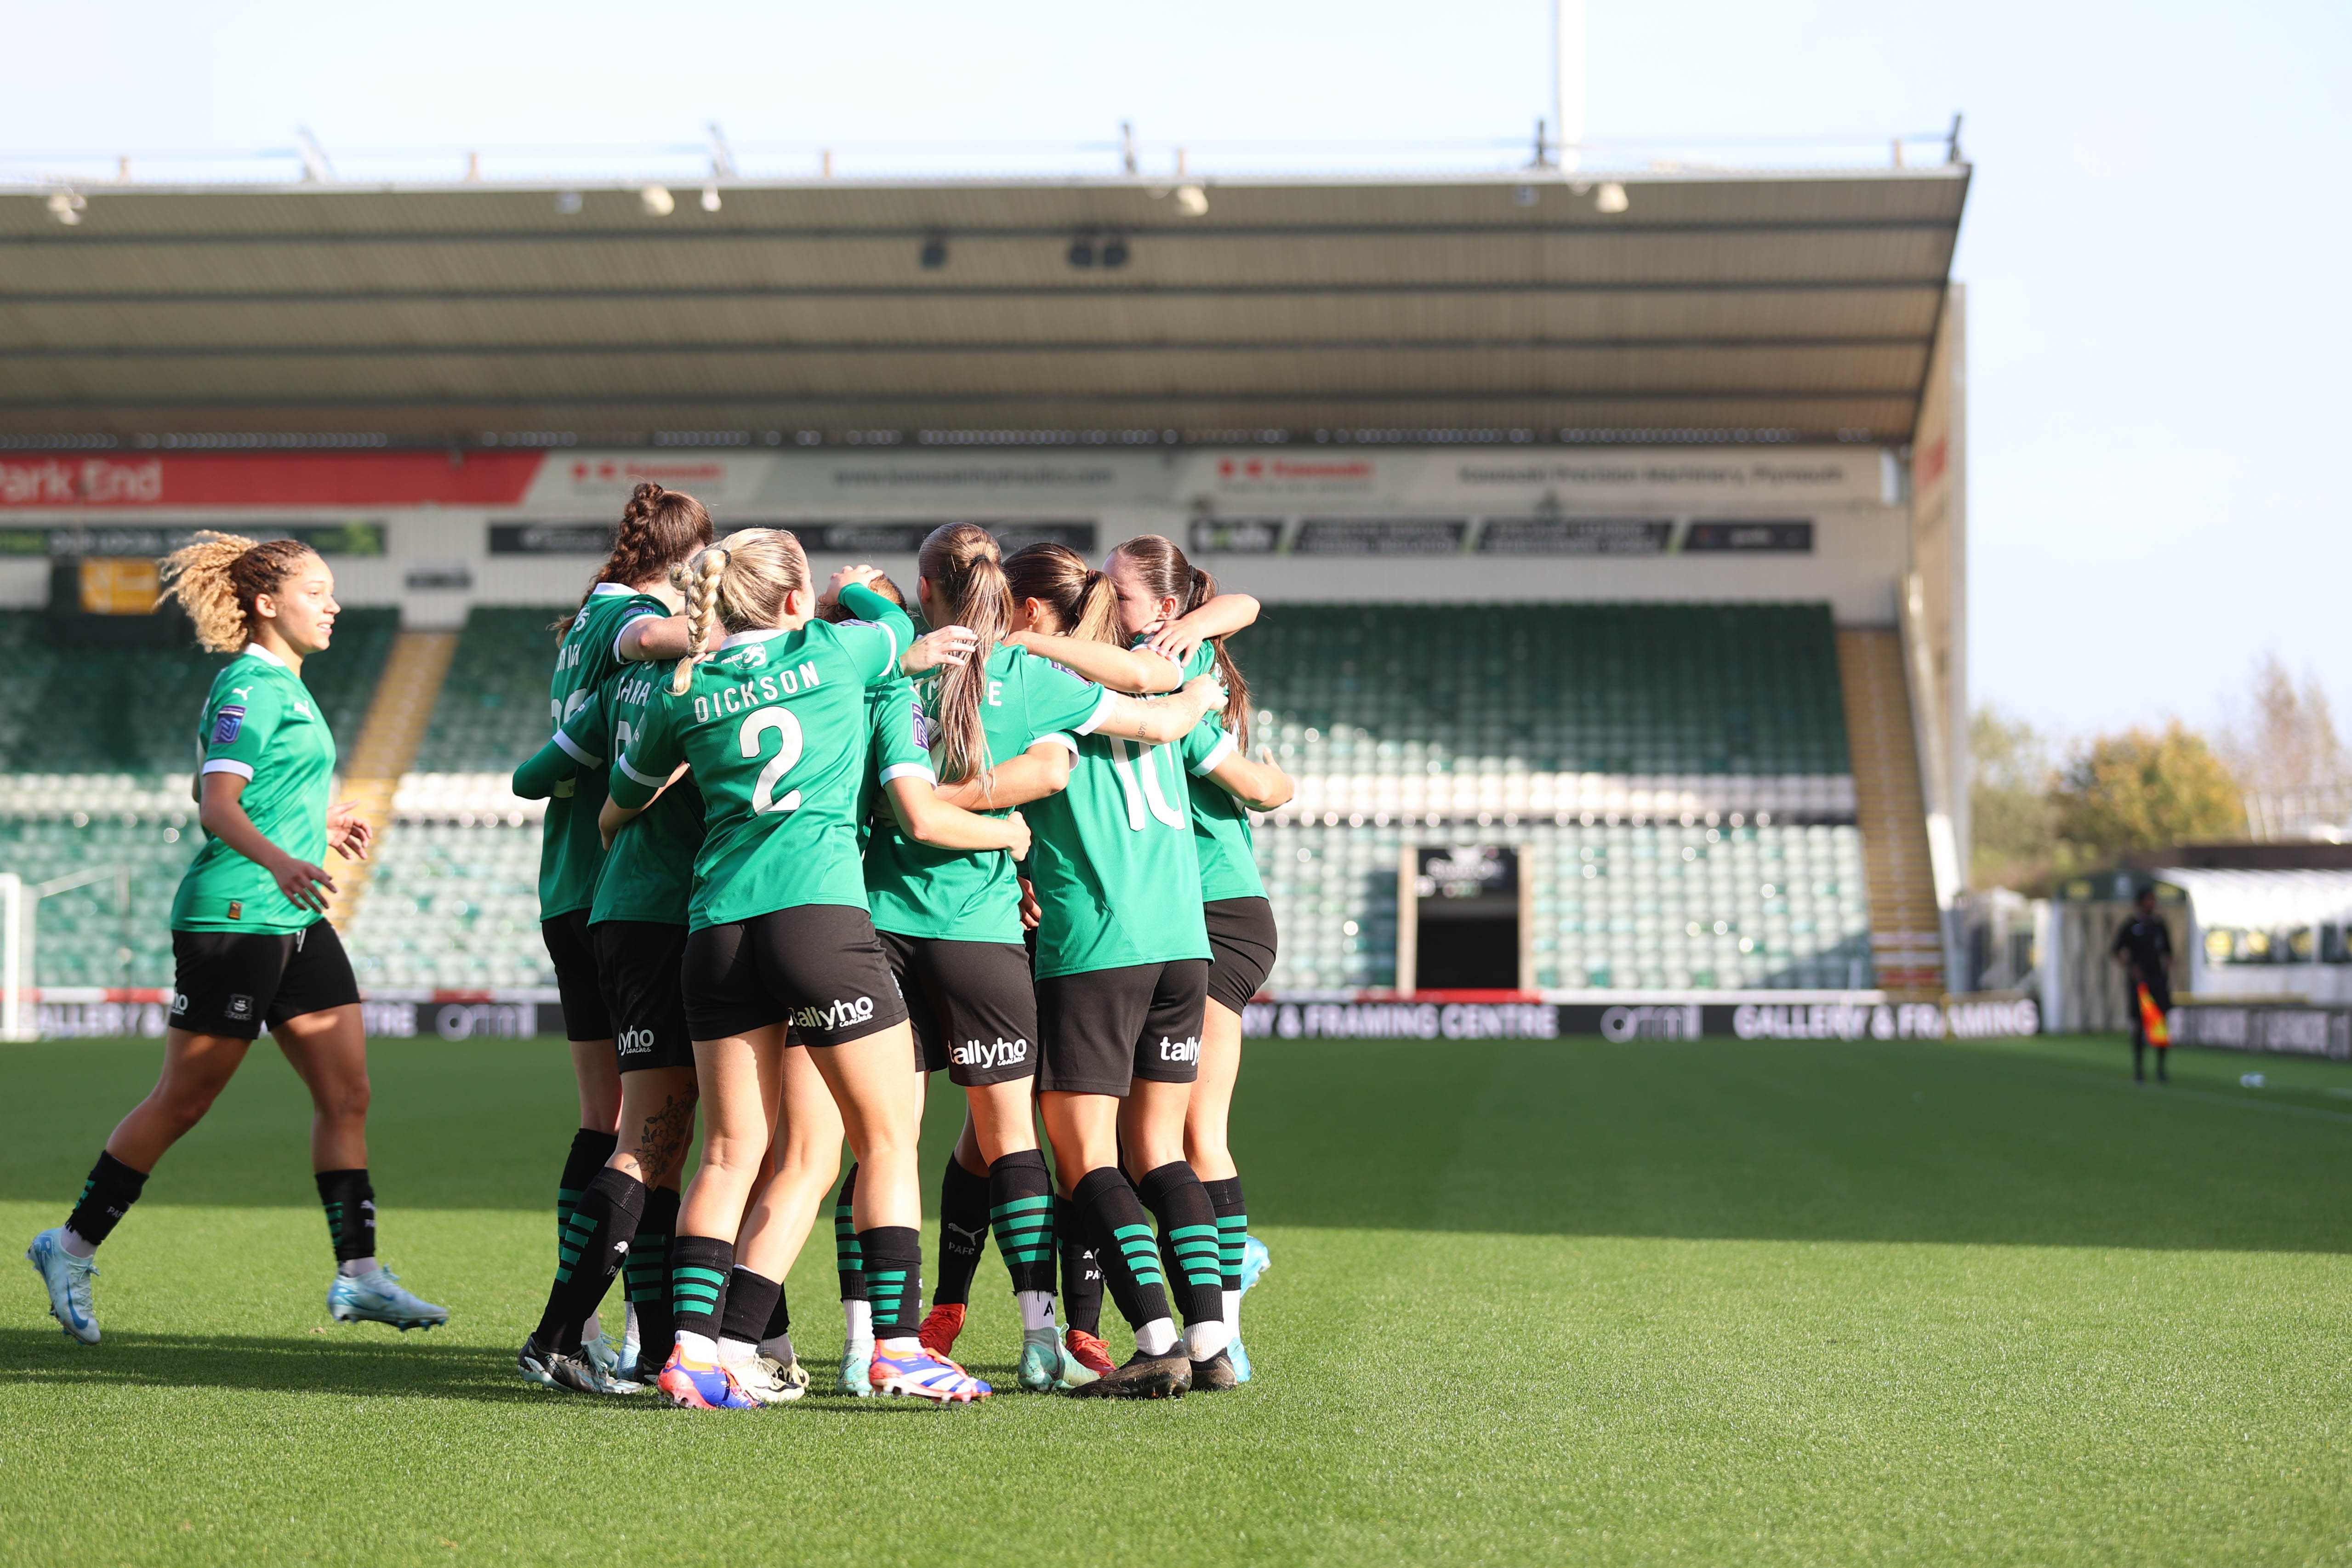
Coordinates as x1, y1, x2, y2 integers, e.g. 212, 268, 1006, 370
2137, 982, 2171, 1048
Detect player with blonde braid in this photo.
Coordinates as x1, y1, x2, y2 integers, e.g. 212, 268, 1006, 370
599, 529, 1026, 1407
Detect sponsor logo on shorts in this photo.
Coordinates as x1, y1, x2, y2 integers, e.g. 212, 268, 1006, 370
226, 993, 254, 1021
950, 1035, 1028, 1071
793, 995, 876, 1032
616, 1025, 659, 1057
1156, 1034, 1200, 1065
170, 992, 188, 1015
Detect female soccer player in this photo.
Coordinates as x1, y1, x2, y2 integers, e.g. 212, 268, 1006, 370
1101, 535, 1291, 1382
601, 529, 1022, 1408
998, 541, 1235, 1398
26, 532, 445, 1342
507, 657, 705, 1397
855, 525, 1230, 1393
536, 483, 705, 1362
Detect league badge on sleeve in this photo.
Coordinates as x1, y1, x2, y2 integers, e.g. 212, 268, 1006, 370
212, 705, 246, 745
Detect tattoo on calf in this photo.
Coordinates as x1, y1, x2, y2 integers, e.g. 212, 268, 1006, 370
636, 1094, 695, 1177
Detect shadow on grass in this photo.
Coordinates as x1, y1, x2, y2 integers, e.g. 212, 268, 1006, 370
0, 1326, 1014, 1413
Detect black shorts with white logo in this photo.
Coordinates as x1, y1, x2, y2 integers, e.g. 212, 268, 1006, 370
681, 903, 910, 1048
170, 922, 361, 1041
1035, 958, 1209, 1096
878, 929, 1040, 1088
541, 909, 612, 1042
1203, 896, 1279, 1017
596, 920, 695, 1073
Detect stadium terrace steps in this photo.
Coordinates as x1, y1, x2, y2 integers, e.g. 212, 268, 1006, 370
1835, 628, 1947, 998
321, 631, 458, 931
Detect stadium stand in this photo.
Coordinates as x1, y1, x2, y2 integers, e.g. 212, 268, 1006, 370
361, 599, 1876, 997
413, 608, 563, 774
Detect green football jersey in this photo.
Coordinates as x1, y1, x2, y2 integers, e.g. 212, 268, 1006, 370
539, 585, 668, 918
1181, 718, 1266, 902
833, 582, 922, 855
171, 646, 335, 934
867, 643, 1116, 943
1133, 633, 1264, 902
1023, 675, 1210, 979
610, 618, 903, 930
552, 670, 706, 928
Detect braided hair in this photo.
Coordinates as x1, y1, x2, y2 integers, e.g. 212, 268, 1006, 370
558, 481, 713, 629
666, 529, 811, 695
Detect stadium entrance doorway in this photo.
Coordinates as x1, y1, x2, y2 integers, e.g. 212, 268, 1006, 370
1409, 846, 1522, 991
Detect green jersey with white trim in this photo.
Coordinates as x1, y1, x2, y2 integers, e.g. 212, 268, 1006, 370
1180, 718, 1265, 902
1023, 666, 1209, 979
171, 646, 336, 934
553, 670, 706, 927
539, 585, 667, 917
832, 582, 922, 855
609, 618, 902, 930
866, 643, 1116, 943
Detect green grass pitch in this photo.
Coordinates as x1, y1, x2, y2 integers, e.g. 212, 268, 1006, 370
4, 1030, 2351, 1565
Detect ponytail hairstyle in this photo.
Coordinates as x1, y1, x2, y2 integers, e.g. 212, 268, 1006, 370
915, 524, 1014, 786
559, 481, 714, 628
1108, 533, 1253, 750
817, 571, 905, 624
1002, 541, 1119, 648
156, 531, 321, 655
665, 527, 811, 695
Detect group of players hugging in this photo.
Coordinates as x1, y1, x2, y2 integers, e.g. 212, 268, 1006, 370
28, 484, 1289, 1407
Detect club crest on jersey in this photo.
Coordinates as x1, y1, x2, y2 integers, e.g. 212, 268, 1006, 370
950, 1035, 1027, 1071
793, 995, 876, 1032
212, 705, 246, 744
1157, 1034, 1201, 1065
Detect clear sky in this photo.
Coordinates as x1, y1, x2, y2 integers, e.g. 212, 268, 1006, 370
6, 0, 2346, 740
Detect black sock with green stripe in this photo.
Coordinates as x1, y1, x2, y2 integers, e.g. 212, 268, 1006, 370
668, 1235, 734, 1347
535, 1165, 644, 1354
556, 1129, 617, 1264
1134, 1161, 1224, 1329
1072, 1166, 1171, 1334
1056, 1195, 1105, 1335
933, 1153, 991, 1307
313, 1168, 376, 1265
66, 1151, 147, 1249
1202, 1175, 1247, 1294
625, 1186, 680, 1368
833, 1165, 866, 1306
858, 1226, 924, 1341
987, 1150, 1056, 1294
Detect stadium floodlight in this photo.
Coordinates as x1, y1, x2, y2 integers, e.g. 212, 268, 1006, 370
45, 190, 85, 226
1101, 236, 1130, 268
1595, 181, 1629, 213
920, 234, 948, 269
641, 185, 676, 217
296, 126, 336, 183
1174, 184, 1208, 217
1067, 235, 1097, 268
